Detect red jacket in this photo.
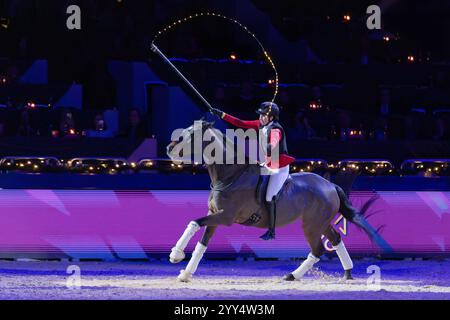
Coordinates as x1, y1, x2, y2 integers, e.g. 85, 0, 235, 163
222, 113, 295, 169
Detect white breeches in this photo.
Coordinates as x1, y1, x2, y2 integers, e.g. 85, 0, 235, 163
266, 165, 290, 202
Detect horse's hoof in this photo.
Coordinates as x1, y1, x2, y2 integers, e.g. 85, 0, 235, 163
260, 231, 275, 241
283, 273, 296, 281
344, 270, 354, 280
177, 270, 192, 282
169, 247, 185, 264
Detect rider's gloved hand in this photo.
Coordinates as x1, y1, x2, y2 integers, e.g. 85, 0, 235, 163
210, 107, 224, 119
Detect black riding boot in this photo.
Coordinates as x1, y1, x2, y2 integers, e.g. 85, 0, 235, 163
260, 198, 276, 240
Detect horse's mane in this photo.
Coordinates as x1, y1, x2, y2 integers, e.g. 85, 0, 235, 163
203, 122, 261, 168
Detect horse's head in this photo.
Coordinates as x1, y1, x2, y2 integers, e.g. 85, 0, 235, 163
166, 119, 216, 163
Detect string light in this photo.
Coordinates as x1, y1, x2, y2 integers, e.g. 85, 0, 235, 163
229, 53, 238, 61
152, 12, 279, 104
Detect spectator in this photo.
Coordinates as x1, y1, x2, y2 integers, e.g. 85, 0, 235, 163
183, 36, 204, 59
360, 34, 370, 65
372, 117, 388, 141
307, 86, 329, 112
378, 88, 392, 116
278, 90, 295, 125
312, 86, 323, 103
124, 109, 149, 139
85, 113, 114, 138
95, 113, 107, 132
211, 85, 229, 110
403, 114, 417, 140
0, 121, 5, 137
240, 80, 256, 102
432, 116, 447, 141
288, 112, 317, 141
6, 97, 14, 108
278, 90, 295, 110
232, 80, 257, 112
336, 109, 353, 141
59, 109, 76, 136
6, 64, 19, 84
17, 109, 34, 137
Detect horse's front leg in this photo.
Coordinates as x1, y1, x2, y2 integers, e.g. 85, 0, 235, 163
177, 226, 217, 282
169, 220, 201, 264
170, 210, 230, 264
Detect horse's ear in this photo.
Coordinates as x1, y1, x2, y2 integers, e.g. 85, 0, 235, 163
204, 121, 215, 129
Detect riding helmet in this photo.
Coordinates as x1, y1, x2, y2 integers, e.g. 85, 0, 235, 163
256, 102, 280, 121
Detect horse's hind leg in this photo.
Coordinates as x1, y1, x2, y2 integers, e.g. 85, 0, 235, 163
323, 226, 354, 280
178, 226, 217, 282
284, 225, 325, 281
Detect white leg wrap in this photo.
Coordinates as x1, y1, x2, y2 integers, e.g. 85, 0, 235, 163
170, 221, 200, 263
185, 242, 207, 274
292, 253, 320, 279
175, 221, 200, 250
333, 240, 353, 271
178, 242, 207, 282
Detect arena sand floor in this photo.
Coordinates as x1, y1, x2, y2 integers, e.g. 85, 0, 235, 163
0, 258, 449, 300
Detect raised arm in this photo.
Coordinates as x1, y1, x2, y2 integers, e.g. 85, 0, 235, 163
221, 113, 260, 130
210, 107, 260, 130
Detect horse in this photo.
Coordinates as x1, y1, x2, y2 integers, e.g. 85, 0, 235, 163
166, 120, 392, 282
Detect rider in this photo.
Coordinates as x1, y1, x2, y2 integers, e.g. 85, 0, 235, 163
211, 102, 295, 240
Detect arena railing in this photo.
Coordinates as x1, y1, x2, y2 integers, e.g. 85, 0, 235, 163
400, 159, 450, 177
0, 157, 63, 173
337, 159, 396, 176
66, 157, 131, 174
1, 157, 450, 177
290, 159, 328, 173
137, 158, 208, 174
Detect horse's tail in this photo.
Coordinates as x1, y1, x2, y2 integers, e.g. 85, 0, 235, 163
334, 185, 393, 254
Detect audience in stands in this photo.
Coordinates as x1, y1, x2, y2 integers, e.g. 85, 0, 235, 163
17, 109, 34, 137
335, 109, 353, 141
1, 2, 450, 145
403, 113, 418, 141
372, 117, 389, 141
59, 109, 77, 137
278, 91, 295, 111
123, 109, 149, 139
211, 85, 230, 110
232, 80, 257, 112
288, 112, 317, 141
310, 86, 324, 107
0, 121, 5, 137
378, 88, 392, 116
94, 113, 106, 132
432, 116, 448, 140
85, 113, 114, 138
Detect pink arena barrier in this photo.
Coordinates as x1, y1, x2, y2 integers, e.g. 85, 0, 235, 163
0, 190, 449, 259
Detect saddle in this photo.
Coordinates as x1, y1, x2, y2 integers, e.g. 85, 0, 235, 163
243, 174, 291, 226
255, 174, 291, 205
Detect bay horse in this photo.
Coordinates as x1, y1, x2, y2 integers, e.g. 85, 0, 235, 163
166, 120, 392, 282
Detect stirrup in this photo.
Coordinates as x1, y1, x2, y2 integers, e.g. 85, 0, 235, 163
260, 229, 275, 240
